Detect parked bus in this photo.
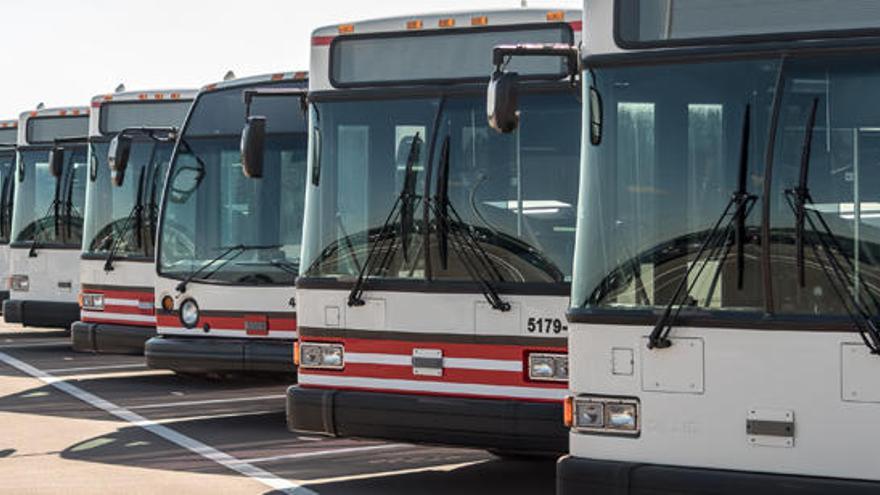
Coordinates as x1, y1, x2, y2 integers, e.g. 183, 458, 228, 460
71, 88, 196, 354
286, 9, 582, 455
491, 0, 880, 492
0, 120, 17, 311
4, 106, 89, 328
145, 72, 308, 373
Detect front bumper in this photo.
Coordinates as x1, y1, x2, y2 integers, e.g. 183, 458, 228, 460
70, 321, 156, 355
0, 291, 9, 314
145, 336, 296, 374
556, 456, 880, 495
286, 385, 567, 454
2, 299, 80, 329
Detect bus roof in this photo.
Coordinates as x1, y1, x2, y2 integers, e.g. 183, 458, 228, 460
310, 8, 581, 91
198, 71, 308, 94
88, 88, 198, 137
17, 106, 89, 147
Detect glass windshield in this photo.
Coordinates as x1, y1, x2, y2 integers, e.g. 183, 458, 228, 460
575, 52, 880, 319
158, 85, 307, 286
0, 151, 15, 243
302, 91, 581, 284
83, 140, 174, 258
11, 146, 88, 247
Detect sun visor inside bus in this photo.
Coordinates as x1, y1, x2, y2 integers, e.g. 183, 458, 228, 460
617, 0, 880, 46
0, 128, 15, 146
26, 116, 88, 145
330, 24, 574, 87
100, 101, 191, 135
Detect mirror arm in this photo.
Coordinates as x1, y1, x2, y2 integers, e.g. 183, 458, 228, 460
242, 88, 309, 121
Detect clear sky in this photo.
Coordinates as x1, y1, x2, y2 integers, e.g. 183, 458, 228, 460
1, 0, 580, 118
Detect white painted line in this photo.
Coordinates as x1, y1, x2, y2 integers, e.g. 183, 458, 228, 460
301, 460, 488, 486
152, 410, 277, 425
0, 351, 314, 495
44, 363, 148, 373
0, 342, 68, 349
239, 443, 407, 464
128, 394, 286, 410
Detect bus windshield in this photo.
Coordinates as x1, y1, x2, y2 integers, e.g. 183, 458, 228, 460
83, 139, 174, 258
0, 150, 15, 243
574, 52, 880, 320
12, 146, 88, 247
157, 85, 307, 286
301, 90, 581, 284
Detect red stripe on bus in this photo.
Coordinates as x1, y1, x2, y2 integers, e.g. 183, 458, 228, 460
156, 314, 297, 331
303, 363, 567, 389
301, 336, 565, 360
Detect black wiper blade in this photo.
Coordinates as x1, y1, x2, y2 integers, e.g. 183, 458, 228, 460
104, 168, 146, 271
28, 198, 61, 258
428, 134, 510, 312
175, 244, 280, 292
347, 133, 424, 307
648, 104, 757, 349
783, 98, 880, 355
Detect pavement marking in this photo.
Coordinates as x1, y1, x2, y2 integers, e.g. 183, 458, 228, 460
0, 351, 317, 495
239, 443, 408, 464
128, 394, 286, 410
43, 363, 148, 373
300, 460, 489, 486
152, 410, 277, 425
65, 370, 172, 381
0, 342, 69, 349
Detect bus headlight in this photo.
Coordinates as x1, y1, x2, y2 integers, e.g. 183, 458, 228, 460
9, 275, 29, 292
179, 299, 200, 328
299, 343, 344, 370
80, 293, 105, 311
528, 353, 568, 382
572, 396, 640, 436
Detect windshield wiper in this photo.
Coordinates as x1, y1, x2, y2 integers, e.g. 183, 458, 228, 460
429, 134, 510, 311
783, 98, 880, 354
28, 198, 62, 258
648, 104, 757, 349
104, 167, 146, 271
175, 244, 281, 293
347, 132, 423, 307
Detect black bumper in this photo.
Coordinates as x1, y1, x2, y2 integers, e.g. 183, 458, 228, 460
556, 456, 880, 495
2, 299, 80, 329
145, 336, 296, 374
70, 321, 156, 355
286, 386, 567, 454
0, 291, 9, 314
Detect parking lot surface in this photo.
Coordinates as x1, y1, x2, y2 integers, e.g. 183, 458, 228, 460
0, 323, 557, 494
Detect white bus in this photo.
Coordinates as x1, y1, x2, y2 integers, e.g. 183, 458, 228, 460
4, 106, 89, 328
287, 8, 582, 455
491, 0, 880, 492
145, 72, 308, 373
71, 88, 196, 354
0, 120, 17, 311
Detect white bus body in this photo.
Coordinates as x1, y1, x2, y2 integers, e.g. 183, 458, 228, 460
562, 0, 880, 493
4, 107, 89, 328
288, 8, 582, 454
145, 72, 308, 373
0, 120, 17, 311
71, 88, 196, 354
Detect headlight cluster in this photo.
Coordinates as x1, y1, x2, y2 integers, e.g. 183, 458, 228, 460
80, 293, 105, 311
8, 275, 29, 292
571, 396, 640, 436
298, 342, 344, 370
528, 353, 568, 382
179, 299, 200, 328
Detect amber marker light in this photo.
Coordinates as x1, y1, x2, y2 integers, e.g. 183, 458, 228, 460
563, 396, 574, 427
438, 18, 455, 28
293, 342, 301, 366
338, 24, 355, 34
406, 19, 423, 30
547, 10, 565, 22
471, 16, 489, 26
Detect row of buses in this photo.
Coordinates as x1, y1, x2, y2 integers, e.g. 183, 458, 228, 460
4, 1, 880, 492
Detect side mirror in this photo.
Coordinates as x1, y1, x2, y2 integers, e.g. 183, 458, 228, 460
589, 86, 603, 145
487, 70, 520, 133
48, 147, 65, 178
108, 134, 132, 187
240, 116, 266, 179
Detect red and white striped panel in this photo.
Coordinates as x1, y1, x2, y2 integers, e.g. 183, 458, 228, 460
299, 336, 567, 403
81, 286, 155, 328
156, 312, 297, 340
